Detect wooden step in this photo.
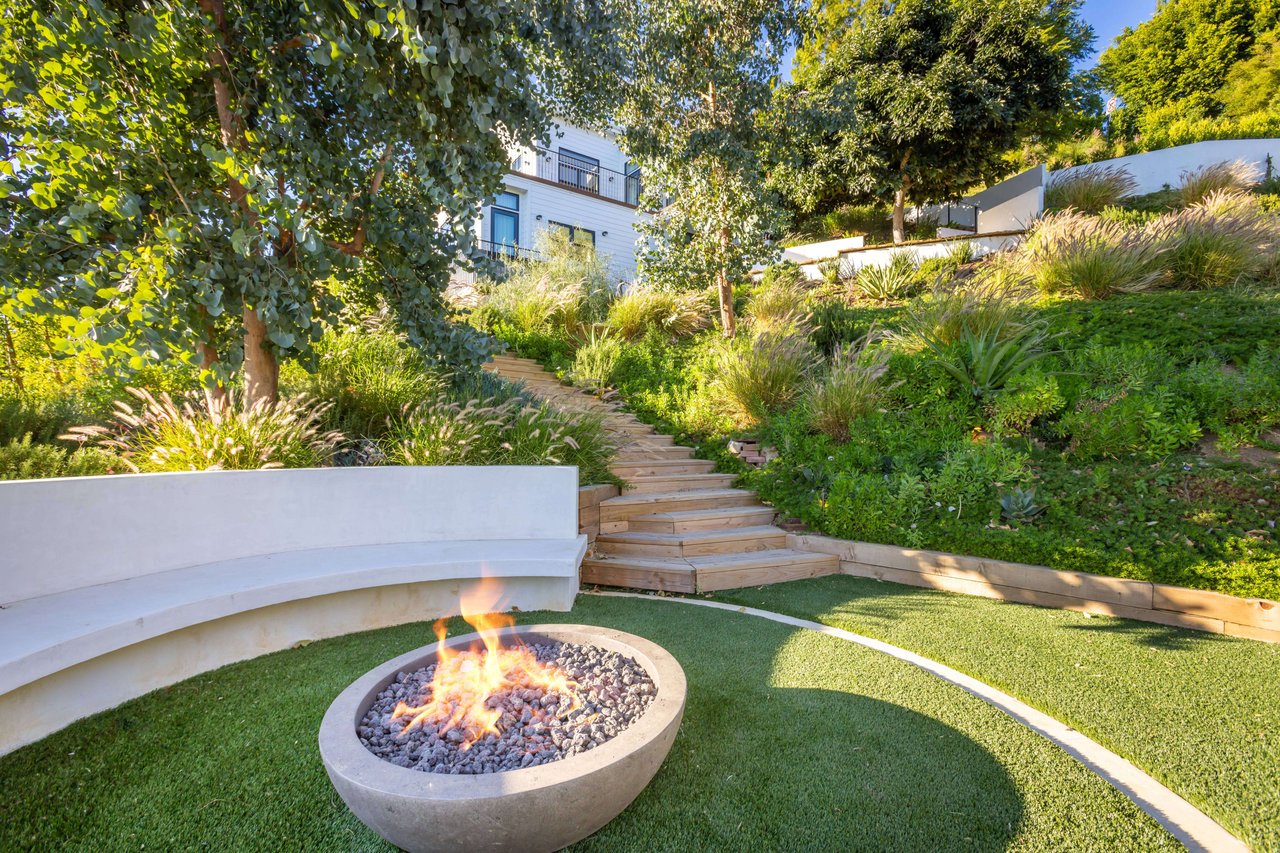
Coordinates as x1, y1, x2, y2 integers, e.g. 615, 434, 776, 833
616, 433, 674, 447
614, 446, 698, 462
689, 549, 840, 592
596, 526, 787, 558
626, 504, 776, 533
598, 489, 757, 530
622, 473, 738, 495
611, 458, 716, 478
580, 555, 696, 593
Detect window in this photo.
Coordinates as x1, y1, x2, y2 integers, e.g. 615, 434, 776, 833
557, 148, 600, 193
624, 161, 642, 205
489, 191, 520, 256
548, 221, 596, 247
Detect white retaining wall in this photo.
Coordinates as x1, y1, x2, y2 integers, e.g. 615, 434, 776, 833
776, 232, 1025, 281
1051, 139, 1280, 196
0, 467, 584, 755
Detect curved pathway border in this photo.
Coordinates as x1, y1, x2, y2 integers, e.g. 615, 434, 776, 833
589, 590, 1248, 853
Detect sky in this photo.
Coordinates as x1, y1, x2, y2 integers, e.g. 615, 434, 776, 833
778, 1, 1158, 79
1079, 0, 1158, 66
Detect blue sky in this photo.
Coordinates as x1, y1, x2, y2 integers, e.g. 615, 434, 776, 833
1080, 0, 1157, 65
778, 2, 1158, 78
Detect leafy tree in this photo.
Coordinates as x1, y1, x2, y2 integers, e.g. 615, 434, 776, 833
770, 0, 1090, 243
615, 0, 797, 338
1218, 28, 1280, 118
0, 0, 618, 405
1098, 0, 1278, 134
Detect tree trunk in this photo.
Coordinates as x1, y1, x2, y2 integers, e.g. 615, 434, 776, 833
892, 187, 907, 244
196, 306, 227, 411
241, 305, 278, 407
716, 227, 736, 338
200, 0, 279, 405
1, 316, 22, 392
892, 149, 914, 245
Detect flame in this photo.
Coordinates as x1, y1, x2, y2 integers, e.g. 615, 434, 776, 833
391, 577, 582, 748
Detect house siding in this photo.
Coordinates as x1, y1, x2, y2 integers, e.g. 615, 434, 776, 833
476, 123, 647, 283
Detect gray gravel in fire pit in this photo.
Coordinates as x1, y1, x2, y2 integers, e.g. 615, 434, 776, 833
358, 641, 656, 775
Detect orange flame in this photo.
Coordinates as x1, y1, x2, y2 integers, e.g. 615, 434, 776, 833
391, 578, 581, 748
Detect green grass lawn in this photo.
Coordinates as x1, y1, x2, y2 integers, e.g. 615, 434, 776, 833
0, 595, 1183, 851
712, 576, 1280, 851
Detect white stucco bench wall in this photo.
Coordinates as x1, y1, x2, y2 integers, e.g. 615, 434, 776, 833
0, 466, 585, 755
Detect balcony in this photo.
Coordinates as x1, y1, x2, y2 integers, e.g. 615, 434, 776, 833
511, 147, 642, 207
475, 240, 546, 264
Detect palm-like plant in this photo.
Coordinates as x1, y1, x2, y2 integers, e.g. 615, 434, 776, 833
920, 320, 1057, 400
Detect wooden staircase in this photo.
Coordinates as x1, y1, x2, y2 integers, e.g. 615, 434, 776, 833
484, 353, 839, 593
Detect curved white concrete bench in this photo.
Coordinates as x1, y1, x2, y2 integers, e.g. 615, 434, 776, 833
0, 466, 585, 755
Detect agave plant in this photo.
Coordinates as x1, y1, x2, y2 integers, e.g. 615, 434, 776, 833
1000, 487, 1046, 523
921, 319, 1057, 400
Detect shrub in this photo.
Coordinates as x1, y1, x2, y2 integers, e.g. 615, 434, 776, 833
1180, 348, 1280, 450
1149, 191, 1279, 288
930, 441, 1031, 516
474, 231, 613, 340
0, 434, 119, 480
1045, 165, 1138, 213
853, 252, 918, 302
1061, 386, 1201, 459
745, 278, 812, 336
1021, 210, 1165, 298
605, 287, 706, 341
805, 334, 897, 442
570, 331, 623, 390
921, 319, 1057, 400
894, 276, 1034, 353
0, 391, 87, 445
383, 395, 616, 484
715, 333, 816, 427
1177, 160, 1260, 207
285, 329, 446, 437
989, 368, 1064, 437
66, 389, 342, 472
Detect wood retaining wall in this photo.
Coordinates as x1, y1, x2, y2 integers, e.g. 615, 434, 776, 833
789, 534, 1280, 644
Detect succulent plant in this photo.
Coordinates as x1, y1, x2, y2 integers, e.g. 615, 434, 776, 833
1000, 487, 1046, 523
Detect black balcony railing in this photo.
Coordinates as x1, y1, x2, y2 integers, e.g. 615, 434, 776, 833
475, 240, 545, 264
938, 201, 980, 232
512, 147, 642, 206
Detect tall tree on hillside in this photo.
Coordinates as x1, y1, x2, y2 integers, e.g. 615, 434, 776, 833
0, 0, 620, 405
616, 0, 797, 338
1099, 0, 1278, 134
769, 0, 1091, 243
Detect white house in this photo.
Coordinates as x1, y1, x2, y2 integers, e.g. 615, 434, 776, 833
474, 122, 648, 283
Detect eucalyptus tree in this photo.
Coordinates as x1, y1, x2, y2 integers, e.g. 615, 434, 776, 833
770, 0, 1090, 243
615, 0, 797, 338
0, 0, 619, 404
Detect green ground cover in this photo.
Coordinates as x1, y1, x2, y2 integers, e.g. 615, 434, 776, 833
506, 284, 1279, 600
713, 576, 1280, 852
0, 595, 1182, 851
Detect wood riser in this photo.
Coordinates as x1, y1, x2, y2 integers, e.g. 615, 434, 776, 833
622, 475, 737, 495
596, 535, 787, 558
611, 461, 716, 478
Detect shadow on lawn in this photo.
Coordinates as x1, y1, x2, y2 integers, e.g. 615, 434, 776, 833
1060, 617, 1242, 652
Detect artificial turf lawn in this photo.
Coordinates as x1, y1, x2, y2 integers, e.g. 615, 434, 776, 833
0, 595, 1178, 851
712, 575, 1280, 852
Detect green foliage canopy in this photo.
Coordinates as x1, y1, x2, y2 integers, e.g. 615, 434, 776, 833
769, 0, 1090, 239
615, 0, 798, 336
1098, 0, 1279, 133
0, 0, 619, 402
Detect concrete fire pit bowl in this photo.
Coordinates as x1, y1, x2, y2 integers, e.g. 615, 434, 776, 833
319, 624, 686, 852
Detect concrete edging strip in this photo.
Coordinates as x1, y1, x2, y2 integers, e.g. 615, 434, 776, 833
588, 590, 1248, 853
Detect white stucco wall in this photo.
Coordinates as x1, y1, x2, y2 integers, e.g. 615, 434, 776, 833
0, 466, 579, 603
781, 235, 867, 264
776, 233, 1025, 281
0, 466, 585, 755
1051, 139, 1280, 196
